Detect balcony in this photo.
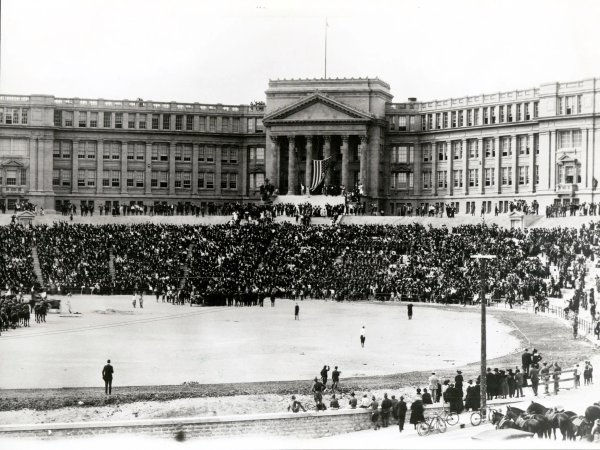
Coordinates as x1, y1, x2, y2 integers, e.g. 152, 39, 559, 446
556, 183, 578, 195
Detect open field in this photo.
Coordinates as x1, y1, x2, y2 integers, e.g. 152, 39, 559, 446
0, 296, 519, 390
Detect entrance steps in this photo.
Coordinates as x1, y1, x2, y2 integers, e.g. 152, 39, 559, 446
31, 246, 44, 286
273, 195, 345, 207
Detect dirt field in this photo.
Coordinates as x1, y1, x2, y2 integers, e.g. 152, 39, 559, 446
0, 296, 519, 390
0, 297, 596, 425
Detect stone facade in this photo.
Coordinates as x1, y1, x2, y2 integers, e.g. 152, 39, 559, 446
0, 76, 598, 213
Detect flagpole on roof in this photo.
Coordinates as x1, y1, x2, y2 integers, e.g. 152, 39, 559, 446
324, 17, 328, 78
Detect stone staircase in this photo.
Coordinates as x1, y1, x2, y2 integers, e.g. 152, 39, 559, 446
31, 246, 44, 286
273, 195, 345, 207
108, 248, 116, 284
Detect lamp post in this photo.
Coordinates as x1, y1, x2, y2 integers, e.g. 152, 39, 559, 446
470, 254, 496, 419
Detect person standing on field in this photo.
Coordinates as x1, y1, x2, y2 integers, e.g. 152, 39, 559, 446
407, 303, 413, 320
360, 326, 366, 347
102, 359, 114, 395
331, 366, 341, 391
294, 302, 299, 320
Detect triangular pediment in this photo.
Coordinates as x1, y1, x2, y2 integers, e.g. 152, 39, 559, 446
0, 159, 25, 168
557, 153, 577, 164
263, 93, 374, 124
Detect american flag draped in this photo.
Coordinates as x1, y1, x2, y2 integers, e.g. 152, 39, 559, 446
310, 156, 334, 193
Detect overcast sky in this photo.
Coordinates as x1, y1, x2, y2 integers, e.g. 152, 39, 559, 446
1, 0, 599, 105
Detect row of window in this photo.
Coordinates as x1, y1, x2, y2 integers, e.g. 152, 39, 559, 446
53, 141, 263, 164
53, 110, 264, 133
419, 102, 539, 131
419, 166, 537, 189
420, 135, 540, 162
557, 95, 583, 116
53, 169, 242, 190
0, 108, 28, 125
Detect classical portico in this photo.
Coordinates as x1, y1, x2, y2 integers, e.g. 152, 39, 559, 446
263, 90, 379, 196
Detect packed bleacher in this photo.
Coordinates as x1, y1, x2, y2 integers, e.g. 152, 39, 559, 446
0, 220, 595, 320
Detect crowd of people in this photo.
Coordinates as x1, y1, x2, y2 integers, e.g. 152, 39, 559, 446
1, 220, 600, 317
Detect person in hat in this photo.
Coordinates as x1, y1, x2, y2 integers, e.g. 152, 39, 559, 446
331, 366, 341, 392
409, 396, 425, 429
421, 388, 433, 405
380, 393, 392, 427
287, 395, 306, 413
455, 370, 464, 397
311, 376, 324, 405
540, 362, 550, 394
464, 380, 480, 411
395, 396, 407, 432
329, 394, 340, 409
370, 395, 381, 430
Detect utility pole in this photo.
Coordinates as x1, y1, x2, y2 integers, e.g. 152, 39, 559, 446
471, 254, 496, 419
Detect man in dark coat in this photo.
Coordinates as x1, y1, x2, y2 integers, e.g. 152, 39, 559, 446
380, 393, 392, 428
407, 303, 413, 320
409, 398, 424, 429
522, 348, 532, 375
102, 359, 114, 395
485, 367, 495, 400
421, 388, 433, 405
455, 370, 464, 397
395, 396, 407, 432
464, 379, 481, 411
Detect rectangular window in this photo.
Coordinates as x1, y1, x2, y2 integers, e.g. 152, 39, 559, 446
198, 146, 205, 162
501, 137, 511, 157
398, 116, 407, 131
485, 168, 495, 186
422, 143, 431, 162
247, 117, 255, 133
175, 171, 182, 188
85, 141, 97, 159
524, 103, 530, 120
183, 144, 192, 162
467, 110, 472, 126
518, 136, 529, 155
61, 141, 72, 159
250, 173, 265, 189
516, 104, 522, 121
197, 172, 204, 189
501, 167, 512, 186
115, 113, 123, 129
78, 143, 86, 159
78, 111, 87, 127
534, 134, 539, 155
205, 172, 214, 189
61, 169, 71, 187
138, 114, 147, 129
159, 171, 168, 188
186, 115, 193, 131
54, 110, 62, 127
52, 169, 60, 186
87, 170, 96, 187
437, 170, 447, 188
135, 171, 144, 188
162, 115, 171, 130
518, 166, 529, 185
427, 114, 433, 130
535, 164, 539, 184
198, 116, 206, 132
485, 139, 495, 158
103, 112, 111, 128
458, 111, 463, 127
221, 173, 228, 189
451, 111, 456, 128
254, 147, 264, 163
63, 111, 73, 127
111, 170, 120, 187
507, 104, 513, 122
89, 112, 98, 127
473, 108, 479, 126
151, 171, 158, 187
128, 114, 135, 129
437, 143, 447, 161
152, 114, 159, 129
469, 169, 479, 187
452, 141, 462, 160
391, 172, 412, 189
175, 144, 182, 161
229, 147, 238, 164
453, 170, 463, 188
256, 118, 264, 132
103, 171, 110, 187
483, 107, 489, 125
534, 102, 539, 118
490, 106, 496, 124
175, 115, 183, 131
468, 140, 479, 158
53, 142, 61, 158
499, 105, 505, 123
127, 143, 135, 160
209, 117, 217, 132
232, 117, 240, 133
151, 145, 158, 161
221, 117, 229, 133
221, 147, 229, 163
229, 172, 237, 189
127, 171, 135, 187
206, 146, 215, 163
183, 172, 191, 189
422, 170, 432, 189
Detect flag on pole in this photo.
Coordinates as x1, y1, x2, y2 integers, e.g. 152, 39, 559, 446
310, 156, 334, 192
